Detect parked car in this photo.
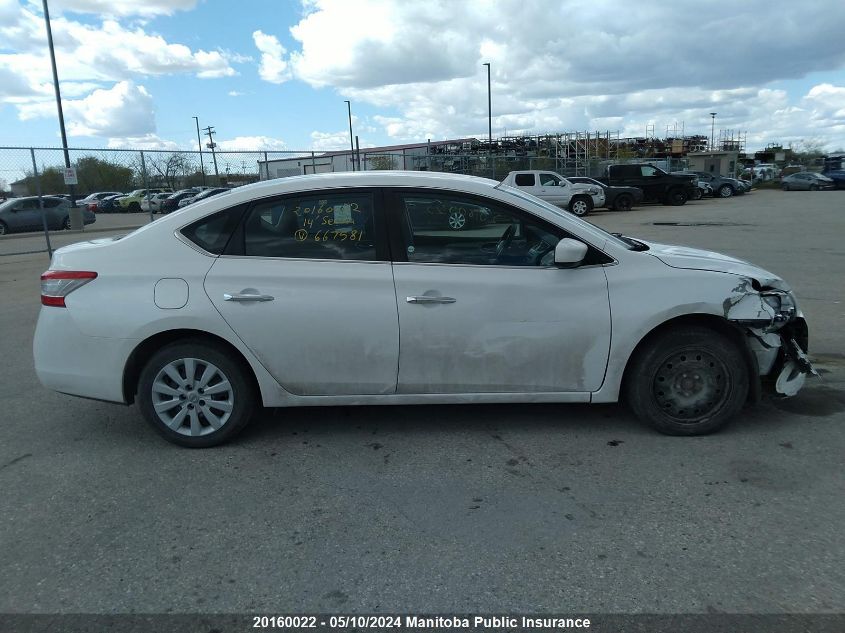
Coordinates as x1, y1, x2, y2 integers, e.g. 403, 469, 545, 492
567, 176, 643, 211
140, 192, 173, 213
116, 188, 173, 213
96, 194, 126, 213
820, 169, 845, 189
405, 197, 491, 230
179, 187, 230, 207
698, 181, 714, 198
500, 171, 604, 216
33, 171, 813, 447
0, 196, 95, 234
161, 189, 202, 214
600, 164, 697, 205
685, 172, 745, 198
781, 172, 836, 191
82, 191, 123, 212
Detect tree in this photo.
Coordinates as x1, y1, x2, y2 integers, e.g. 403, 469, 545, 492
367, 155, 396, 170
74, 156, 135, 193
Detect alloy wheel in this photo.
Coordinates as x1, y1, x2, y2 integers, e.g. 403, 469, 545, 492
150, 357, 234, 437
448, 210, 466, 230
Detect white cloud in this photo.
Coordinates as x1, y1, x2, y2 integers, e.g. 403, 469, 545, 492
18, 81, 156, 138
282, 0, 845, 150
217, 136, 288, 151
252, 30, 290, 84
105, 134, 181, 150
27, 0, 198, 17
228, 90, 245, 97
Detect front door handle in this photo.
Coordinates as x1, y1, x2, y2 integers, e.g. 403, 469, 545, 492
223, 293, 275, 302
406, 295, 456, 304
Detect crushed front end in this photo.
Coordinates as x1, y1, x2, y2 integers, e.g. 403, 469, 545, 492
723, 279, 817, 397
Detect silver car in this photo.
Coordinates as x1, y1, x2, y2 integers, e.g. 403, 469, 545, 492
781, 172, 835, 191
0, 196, 96, 235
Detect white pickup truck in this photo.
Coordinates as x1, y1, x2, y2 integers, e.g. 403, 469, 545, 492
500, 170, 605, 216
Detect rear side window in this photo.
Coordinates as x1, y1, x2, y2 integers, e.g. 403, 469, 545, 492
514, 173, 535, 186
242, 192, 376, 260
181, 206, 245, 254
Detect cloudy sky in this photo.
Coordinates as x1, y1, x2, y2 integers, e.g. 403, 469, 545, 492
2, 0, 845, 152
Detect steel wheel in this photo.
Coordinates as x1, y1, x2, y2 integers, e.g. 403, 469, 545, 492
151, 357, 234, 437
570, 198, 590, 216
448, 209, 467, 230
652, 349, 730, 424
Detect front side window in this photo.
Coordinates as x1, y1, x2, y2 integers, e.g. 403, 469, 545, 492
539, 173, 562, 186
243, 192, 376, 260
641, 166, 660, 177
397, 193, 561, 267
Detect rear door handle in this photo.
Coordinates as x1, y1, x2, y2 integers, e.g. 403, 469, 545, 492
223, 293, 275, 302
406, 295, 456, 304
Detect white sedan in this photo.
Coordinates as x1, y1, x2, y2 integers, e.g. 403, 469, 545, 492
33, 171, 813, 447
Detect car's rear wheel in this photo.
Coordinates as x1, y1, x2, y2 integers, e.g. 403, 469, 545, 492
691, 187, 702, 200
62, 216, 72, 230
718, 184, 734, 198
569, 196, 592, 216
613, 193, 633, 211
0, 221, 7, 235
782, 184, 790, 191
624, 326, 748, 436
137, 340, 255, 447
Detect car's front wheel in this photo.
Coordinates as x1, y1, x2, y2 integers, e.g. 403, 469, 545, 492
664, 188, 688, 206
128, 202, 141, 213
137, 340, 256, 447
613, 193, 633, 211
624, 326, 748, 435
62, 216, 72, 230
718, 184, 734, 198
782, 184, 790, 191
0, 220, 7, 235
568, 196, 592, 216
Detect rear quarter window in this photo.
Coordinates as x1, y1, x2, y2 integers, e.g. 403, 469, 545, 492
180, 205, 246, 254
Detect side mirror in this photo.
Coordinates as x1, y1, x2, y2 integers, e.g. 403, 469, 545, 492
554, 238, 588, 267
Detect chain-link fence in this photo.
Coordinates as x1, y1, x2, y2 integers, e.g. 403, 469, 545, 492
0, 144, 691, 257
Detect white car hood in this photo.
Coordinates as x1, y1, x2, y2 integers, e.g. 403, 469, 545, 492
641, 240, 789, 290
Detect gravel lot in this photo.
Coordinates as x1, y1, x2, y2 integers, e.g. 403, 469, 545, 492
0, 189, 843, 615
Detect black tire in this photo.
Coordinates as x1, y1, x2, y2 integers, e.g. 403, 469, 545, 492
569, 196, 592, 216
717, 184, 734, 198
0, 220, 7, 236
782, 184, 790, 191
137, 340, 256, 447
665, 188, 688, 206
128, 201, 141, 213
613, 193, 634, 212
809, 184, 819, 191
692, 187, 703, 200
62, 216, 72, 230
624, 326, 749, 436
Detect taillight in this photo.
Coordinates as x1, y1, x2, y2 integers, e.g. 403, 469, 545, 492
88, 203, 97, 211
40, 270, 98, 307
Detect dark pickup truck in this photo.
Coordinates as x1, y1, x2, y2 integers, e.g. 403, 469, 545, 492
601, 164, 697, 206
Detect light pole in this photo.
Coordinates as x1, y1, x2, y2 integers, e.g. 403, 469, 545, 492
41, 0, 75, 205
344, 100, 355, 171
710, 112, 717, 151
192, 116, 206, 186
483, 62, 492, 177
203, 125, 219, 182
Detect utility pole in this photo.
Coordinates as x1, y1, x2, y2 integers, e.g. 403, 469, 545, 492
483, 62, 492, 178
203, 125, 219, 182
710, 112, 717, 152
41, 0, 75, 205
344, 100, 355, 171
193, 116, 206, 186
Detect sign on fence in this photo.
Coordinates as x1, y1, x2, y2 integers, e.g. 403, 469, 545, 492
62, 167, 78, 185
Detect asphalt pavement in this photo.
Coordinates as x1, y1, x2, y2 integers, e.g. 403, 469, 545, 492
0, 189, 843, 615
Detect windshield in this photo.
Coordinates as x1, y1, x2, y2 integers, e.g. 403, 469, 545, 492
497, 184, 632, 249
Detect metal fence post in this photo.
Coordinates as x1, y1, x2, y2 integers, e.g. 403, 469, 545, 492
140, 151, 153, 222
30, 148, 53, 259
311, 151, 316, 174
263, 152, 268, 180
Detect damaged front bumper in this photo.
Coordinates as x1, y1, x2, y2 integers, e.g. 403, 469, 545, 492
725, 282, 816, 397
